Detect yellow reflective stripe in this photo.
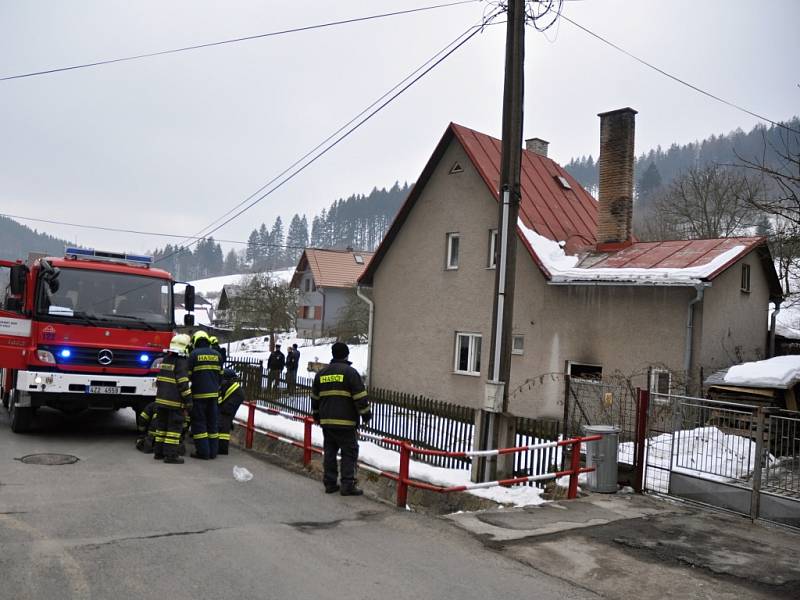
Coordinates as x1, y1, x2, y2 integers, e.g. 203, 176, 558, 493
193, 364, 222, 371
208, 433, 219, 439
223, 382, 240, 402
218, 433, 231, 440
320, 418, 357, 426
319, 374, 344, 384
160, 363, 175, 371
193, 392, 219, 399
310, 394, 319, 400
353, 391, 367, 401
193, 433, 209, 439
164, 438, 180, 445
177, 377, 190, 384
157, 376, 176, 384
164, 431, 181, 438
139, 411, 150, 420
319, 390, 351, 398
180, 389, 191, 397
156, 399, 183, 408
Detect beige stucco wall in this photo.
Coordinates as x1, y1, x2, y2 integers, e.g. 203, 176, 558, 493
369, 138, 771, 418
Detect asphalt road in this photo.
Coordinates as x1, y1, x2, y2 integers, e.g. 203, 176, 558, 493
0, 408, 596, 600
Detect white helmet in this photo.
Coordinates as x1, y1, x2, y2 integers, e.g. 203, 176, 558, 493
168, 333, 191, 356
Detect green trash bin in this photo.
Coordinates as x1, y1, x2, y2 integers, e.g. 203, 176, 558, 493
582, 425, 621, 493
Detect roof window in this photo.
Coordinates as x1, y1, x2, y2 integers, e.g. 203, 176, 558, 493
555, 175, 571, 190
449, 162, 464, 175
354, 255, 364, 264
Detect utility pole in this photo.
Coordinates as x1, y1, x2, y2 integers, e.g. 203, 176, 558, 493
473, 0, 526, 482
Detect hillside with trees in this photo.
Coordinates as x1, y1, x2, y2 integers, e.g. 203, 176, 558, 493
0, 216, 73, 261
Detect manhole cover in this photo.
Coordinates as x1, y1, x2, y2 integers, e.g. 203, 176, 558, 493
18, 454, 79, 465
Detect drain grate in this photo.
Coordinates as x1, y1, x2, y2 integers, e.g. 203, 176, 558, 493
18, 453, 79, 465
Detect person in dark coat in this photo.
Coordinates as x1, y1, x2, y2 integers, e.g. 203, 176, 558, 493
311, 342, 372, 496
210, 335, 227, 365
266, 343, 285, 394
153, 334, 192, 464
217, 368, 246, 455
189, 330, 223, 459
285, 343, 300, 394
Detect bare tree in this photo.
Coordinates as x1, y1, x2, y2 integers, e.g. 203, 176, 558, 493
330, 287, 369, 343
230, 273, 297, 347
639, 165, 760, 240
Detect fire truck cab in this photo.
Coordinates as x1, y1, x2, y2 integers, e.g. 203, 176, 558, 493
0, 247, 195, 433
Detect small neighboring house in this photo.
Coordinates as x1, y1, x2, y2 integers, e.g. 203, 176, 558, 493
291, 248, 374, 338
214, 284, 243, 328
359, 109, 782, 419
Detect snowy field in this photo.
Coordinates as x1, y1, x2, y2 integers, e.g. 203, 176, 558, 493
227, 333, 368, 379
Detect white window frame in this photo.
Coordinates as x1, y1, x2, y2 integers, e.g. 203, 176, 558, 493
446, 232, 460, 270
488, 229, 498, 269
511, 334, 524, 355
650, 368, 672, 400
454, 332, 481, 376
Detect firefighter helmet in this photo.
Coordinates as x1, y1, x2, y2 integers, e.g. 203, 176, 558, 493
209, 335, 219, 346
191, 330, 210, 345
169, 333, 191, 356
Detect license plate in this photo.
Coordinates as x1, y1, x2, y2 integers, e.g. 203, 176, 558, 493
88, 385, 120, 395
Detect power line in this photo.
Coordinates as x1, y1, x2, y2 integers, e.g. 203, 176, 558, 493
555, 13, 800, 135
0, 9, 502, 263
0, 1, 479, 82
158, 9, 503, 265
182, 10, 502, 247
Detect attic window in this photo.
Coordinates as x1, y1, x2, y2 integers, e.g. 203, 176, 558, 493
354, 254, 364, 265
555, 175, 571, 190
449, 162, 464, 175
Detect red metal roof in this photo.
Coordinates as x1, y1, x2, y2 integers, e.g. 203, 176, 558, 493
291, 248, 374, 289
452, 123, 598, 254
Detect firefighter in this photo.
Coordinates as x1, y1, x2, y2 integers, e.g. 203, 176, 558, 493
210, 335, 227, 365
189, 330, 223, 460
135, 401, 158, 453
153, 333, 192, 464
217, 368, 245, 455
311, 342, 372, 496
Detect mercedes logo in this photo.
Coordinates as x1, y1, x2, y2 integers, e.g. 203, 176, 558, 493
97, 349, 114, 365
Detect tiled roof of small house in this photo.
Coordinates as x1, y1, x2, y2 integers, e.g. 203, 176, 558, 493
290, 248, 374, 290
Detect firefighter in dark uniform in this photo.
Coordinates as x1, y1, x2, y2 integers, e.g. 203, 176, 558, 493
153, 334, 192, 464
189, 330, 223, 459
210, 335, 227, 365
311, 342, 372, 496
136, 401, 158, 453
217, 368, 246, 455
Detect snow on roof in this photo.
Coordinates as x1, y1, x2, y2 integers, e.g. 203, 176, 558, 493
186, 268, 295, 297
724, 355, 800, 388
517, 219, 746, 286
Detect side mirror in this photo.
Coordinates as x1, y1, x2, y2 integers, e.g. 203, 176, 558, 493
10, 264, 28, 296
184, 285, 195, 313
183, 313, 195, 327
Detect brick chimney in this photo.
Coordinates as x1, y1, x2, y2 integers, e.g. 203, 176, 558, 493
525, 137, 549, 157
596, 107, 637, 251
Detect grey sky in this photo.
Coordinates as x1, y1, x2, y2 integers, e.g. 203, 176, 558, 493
1, 0, 797, 256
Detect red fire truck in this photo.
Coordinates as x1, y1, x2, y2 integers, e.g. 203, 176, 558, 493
0, 247, 195, 432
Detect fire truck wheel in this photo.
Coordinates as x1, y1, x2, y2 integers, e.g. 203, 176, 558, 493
9, 392, 33, 433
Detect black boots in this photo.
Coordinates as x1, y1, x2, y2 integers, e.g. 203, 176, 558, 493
340, 482, 363, 496
164, 455, 184, 464
325, 484, 340, 494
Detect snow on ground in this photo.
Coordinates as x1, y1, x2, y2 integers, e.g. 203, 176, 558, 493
724, 355, 800, 388
235, 404, 547, 508
518, 219, 744, 285
187, 268, 296, 298
228, 332, 368, 378
618, 426, 769, 493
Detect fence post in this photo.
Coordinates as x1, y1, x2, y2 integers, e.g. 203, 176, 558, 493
633, 388, 649, 493
749, 406, 767, 522
303, 417, 313, 467
245, 401, 255, 449
397, 441, 411, 508
568, 439, 581, 499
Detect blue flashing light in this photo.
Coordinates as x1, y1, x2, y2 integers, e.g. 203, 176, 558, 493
59, 349, 72, 359
65, 247, 94, 257
139, 353, 151, 363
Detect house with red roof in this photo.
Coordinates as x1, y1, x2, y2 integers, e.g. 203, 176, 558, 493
358, 108, 782, 418
291, 247, 374, 338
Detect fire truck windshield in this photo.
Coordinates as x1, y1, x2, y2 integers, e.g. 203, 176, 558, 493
36, 266, 173, 330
